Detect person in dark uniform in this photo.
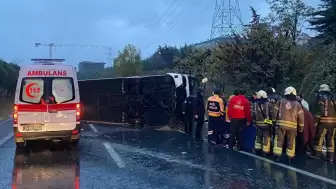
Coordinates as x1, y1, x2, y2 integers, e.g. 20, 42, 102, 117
182, 93, 196, 135
194, 88, 205, 141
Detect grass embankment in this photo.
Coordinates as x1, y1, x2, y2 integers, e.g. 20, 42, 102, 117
0, 97, 13, 120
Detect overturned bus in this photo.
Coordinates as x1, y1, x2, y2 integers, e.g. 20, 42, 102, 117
78, 73, 201, 127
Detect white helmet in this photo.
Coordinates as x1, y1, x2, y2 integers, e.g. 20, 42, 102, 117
272, 88, 276, 93
318, 84, 330, 92
257, 90, 267, 99
284, 86, 297, 96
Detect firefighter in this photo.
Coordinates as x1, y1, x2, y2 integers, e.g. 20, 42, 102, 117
194, 88, 205, 141
253, 90, 273, 155
227, 89, 251, 150
272, 86, 304, 162
207, 88, 225, 145
267, 87, 281, 105
312, 84, 336, 161
267, 87, 281, 150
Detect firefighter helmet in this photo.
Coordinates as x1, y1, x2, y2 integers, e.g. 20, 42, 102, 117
284, 86, 297, 96
318, 84, 331, 92
257, 90, 267, 99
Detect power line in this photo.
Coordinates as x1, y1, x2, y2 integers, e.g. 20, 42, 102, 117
143, 0, 186, 43
144, 8, 185, 49
145, 1, 214, 49
163, 0, 215, 44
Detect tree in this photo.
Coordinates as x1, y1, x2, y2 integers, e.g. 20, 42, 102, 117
173, 46, 211, 76
142, 45, 180, 73
0, 60, 20, 97
309, 0, 336, 44
267, 0, 313, 45
114, 44, 142, 77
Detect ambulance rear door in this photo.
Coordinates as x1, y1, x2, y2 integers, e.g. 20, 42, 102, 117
17, 77, 46, 132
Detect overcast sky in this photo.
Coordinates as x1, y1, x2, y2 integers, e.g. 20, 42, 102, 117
0, 0, 319, 67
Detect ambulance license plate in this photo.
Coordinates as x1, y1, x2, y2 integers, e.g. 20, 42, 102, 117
22, 125, 43, 132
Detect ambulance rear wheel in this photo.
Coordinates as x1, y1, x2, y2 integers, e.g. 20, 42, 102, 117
15, 142, 25, 149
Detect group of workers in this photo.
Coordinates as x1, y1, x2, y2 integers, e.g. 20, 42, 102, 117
183, 84, 336, 163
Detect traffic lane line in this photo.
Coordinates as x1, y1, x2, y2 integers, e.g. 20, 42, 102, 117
102, 142, 125, 168
172, 128, 336, 185
0, 118, 12, 125
105, 142, 222, 175
239, 150, 336, 185
0, 119, 13, 140
89, 124, 98, 133
0, 133, 13, 146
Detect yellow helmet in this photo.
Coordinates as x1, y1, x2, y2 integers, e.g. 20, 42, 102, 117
284, 86, 297, 96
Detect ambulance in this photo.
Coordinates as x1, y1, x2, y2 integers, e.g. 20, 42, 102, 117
13, 59, 81, 148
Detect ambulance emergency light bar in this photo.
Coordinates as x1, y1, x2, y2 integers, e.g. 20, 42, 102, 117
31, 59, 65, 64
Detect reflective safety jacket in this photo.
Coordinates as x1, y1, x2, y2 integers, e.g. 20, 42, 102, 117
207, 94, 225, 117
272, 98, 304, 131
315, 92, 336, 124
252, 99, 273, 128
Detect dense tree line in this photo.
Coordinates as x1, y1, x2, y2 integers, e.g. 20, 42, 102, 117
78, 0, 336, 103
0, 60, 20, 97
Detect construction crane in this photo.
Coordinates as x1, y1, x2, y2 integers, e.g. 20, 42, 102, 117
34, 43, 113, 67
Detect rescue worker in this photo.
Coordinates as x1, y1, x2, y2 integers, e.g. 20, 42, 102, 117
206, 88, 225, 145
227, 89, 251, 150
224, 95, 235, 146
272, 86, 304, 162
267, 87, 281, 150
297, 94, 309, 111
194, 88, 205, 141
267, 87, 281, 105
311, 84, 336, 161
182, 93, 196, 135
217, 92, 228, 144
252, 90, 273, 155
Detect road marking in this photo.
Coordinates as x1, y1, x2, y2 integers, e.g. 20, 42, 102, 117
89, 124, 98, 132
102, 142, 125, 168
0, 118, 12, 125
239, 151, 336, 185
108, 142, 222, 175
176, 130, 185, 134
0, 133, 13, 146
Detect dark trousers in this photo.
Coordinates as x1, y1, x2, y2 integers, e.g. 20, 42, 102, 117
184, 115, 193, 134
208, 116, 221, 144
195, 118, 204, 140
228, 118, 246, 149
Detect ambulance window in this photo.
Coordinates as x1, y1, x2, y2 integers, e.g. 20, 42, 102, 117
52, 78, 75, 103
20, 78, 44, 104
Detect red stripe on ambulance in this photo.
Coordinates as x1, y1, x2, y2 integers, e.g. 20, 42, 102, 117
17, 103, 77, 112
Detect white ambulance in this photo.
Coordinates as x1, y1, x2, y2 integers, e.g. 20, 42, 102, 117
13, 59, 81, 148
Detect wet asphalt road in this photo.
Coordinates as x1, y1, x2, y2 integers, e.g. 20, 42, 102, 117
0, 120, 336, 189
